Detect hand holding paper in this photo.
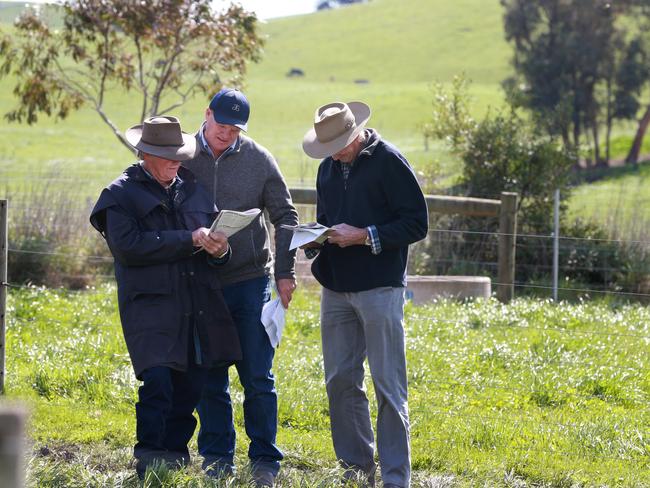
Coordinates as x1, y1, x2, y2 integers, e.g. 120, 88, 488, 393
195, 208, 261, 253
280, 222, 331, 251
209, 208, 261, 237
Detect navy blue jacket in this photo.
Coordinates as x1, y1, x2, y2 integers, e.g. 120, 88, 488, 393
90, 164, 241, 378
312, 130, 428, 292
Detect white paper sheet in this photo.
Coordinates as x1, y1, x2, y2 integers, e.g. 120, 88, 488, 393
280, 223, 330, 251
261, 297, 286, 348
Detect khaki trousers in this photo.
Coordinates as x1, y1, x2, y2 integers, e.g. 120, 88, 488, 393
320, 286, 410, 488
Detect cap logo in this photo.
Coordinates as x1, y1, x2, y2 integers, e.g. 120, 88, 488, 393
232, 104, 240, 112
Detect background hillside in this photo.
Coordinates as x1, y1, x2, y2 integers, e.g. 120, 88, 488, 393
0, 0, 648, 234
0, 0, 511, 193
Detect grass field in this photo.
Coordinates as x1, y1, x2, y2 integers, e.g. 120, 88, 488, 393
567, 160, 650, 237
1, 3, 649, 486
5, 284, 650, 486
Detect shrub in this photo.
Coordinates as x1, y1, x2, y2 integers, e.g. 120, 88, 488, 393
417, 77, 650, 299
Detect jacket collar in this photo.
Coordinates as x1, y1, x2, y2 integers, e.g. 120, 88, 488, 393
123, 164, 196, 215
358, 128, 381, 158
329, 128, 381, 169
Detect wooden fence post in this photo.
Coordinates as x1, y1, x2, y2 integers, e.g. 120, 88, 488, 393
0, 200, 7, 394
497, 192, 518, 303
289, 189, 519, 302
0, 407, 25, 488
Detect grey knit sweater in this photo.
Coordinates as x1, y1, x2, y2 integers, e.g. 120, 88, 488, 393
182, 131, 298, 286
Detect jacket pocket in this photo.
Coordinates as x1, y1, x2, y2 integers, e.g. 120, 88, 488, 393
124, 263, 172, 299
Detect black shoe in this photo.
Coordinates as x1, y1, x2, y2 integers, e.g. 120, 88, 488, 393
252, 468, 276, 487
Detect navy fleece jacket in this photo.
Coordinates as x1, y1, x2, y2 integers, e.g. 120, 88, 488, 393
312, 129, 428, 292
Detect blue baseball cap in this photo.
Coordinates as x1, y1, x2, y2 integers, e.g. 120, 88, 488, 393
209, 88, 250, 131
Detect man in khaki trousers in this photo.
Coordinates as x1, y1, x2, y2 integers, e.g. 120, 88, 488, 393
301, 101, 428, 488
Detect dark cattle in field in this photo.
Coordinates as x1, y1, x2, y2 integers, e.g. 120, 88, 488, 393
287, 68, 305, 78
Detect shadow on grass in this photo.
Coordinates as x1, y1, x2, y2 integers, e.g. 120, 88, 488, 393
569, 158, 650, 185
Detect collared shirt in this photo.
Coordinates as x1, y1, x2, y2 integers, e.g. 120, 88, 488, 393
199, 122, 239, 161
341, 161, 353, 182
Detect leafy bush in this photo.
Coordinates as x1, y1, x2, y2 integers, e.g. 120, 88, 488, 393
417, 77, 650, 299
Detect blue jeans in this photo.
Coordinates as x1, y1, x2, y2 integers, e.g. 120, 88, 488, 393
197, 276, 282, 475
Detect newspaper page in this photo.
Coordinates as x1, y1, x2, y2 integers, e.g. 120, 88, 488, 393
209, 208, 261, 237
280, 222, 331, 250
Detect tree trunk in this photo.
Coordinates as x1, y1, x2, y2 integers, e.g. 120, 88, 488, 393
605, 77, 613, 164
625, 104, 650, 165
592, 123, 603, 167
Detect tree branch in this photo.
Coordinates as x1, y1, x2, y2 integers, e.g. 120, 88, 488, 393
96, 105, 134, 154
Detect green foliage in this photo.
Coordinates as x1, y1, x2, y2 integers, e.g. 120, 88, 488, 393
425, 76, 574, 226
0, 0, 263, 150
613, 38, 649, 120
7, 286, 650, 485
421, 77, 650, 295
461, 113, 574, 226
421, 75, 477, 153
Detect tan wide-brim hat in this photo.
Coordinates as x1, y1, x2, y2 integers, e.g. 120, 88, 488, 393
125, 115, 197, 161
302, 101, 371, 159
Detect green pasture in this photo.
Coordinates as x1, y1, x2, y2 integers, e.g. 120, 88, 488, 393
1, 0, 650, 229
5, 284, 650, 486
567, 160, 650, 237
0, 0, 511, 201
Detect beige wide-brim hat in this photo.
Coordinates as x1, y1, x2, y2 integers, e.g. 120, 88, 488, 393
125, 115, 197, 161
302, 101, 371, 159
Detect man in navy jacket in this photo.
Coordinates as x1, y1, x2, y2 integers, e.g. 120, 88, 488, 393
90, 116, 241, 479
302, 101, 428, 488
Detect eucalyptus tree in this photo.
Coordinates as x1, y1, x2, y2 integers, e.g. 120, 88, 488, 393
501, 0, 631, 165
0, 0, 263, 151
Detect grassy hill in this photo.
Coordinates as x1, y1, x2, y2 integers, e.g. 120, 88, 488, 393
0, 0, 648, 236
0, 0, 511, 197
243, 0, 511, 184
251, 0, 510, 84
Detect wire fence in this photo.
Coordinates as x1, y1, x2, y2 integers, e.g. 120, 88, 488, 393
2, 181, 650, 302
3, 227, 650, 298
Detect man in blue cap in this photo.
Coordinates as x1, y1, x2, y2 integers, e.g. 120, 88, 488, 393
183, 88, 298, 486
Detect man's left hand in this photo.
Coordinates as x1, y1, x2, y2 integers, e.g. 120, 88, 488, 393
200, 230, 229, 257
328, 223, 367, 248
276, 278, 297, 309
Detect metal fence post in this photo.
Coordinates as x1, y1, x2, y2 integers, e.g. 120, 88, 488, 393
553, 189, 560, 301
0, 200, 7, 394
497, 192, 518, 303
